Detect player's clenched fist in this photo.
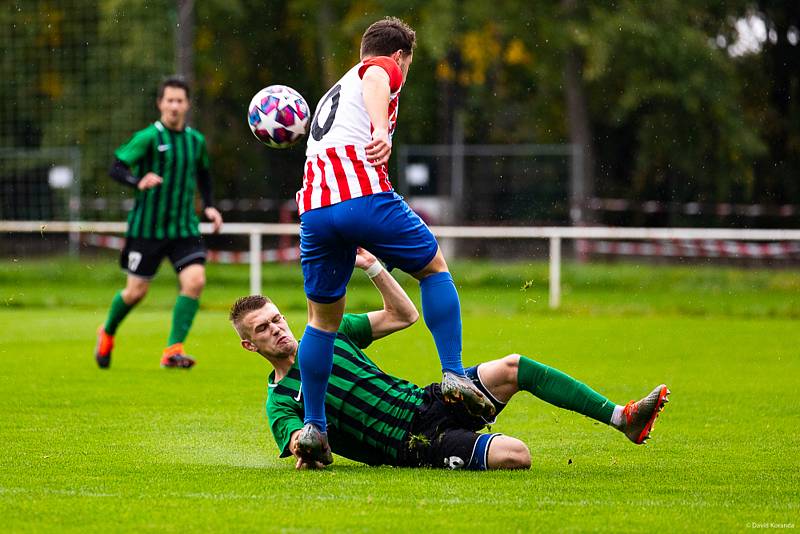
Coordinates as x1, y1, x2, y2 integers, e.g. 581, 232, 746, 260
365, 128, 391, 166
137, 172, 163, 190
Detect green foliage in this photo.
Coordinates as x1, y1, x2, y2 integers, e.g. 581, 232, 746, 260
578, 2, 766, 202
1, 0, 174, 214
3, 1, 798, 211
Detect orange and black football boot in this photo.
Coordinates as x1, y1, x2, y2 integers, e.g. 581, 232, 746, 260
621, 384, 670, 444
160, 343, 196, 369
95, 326, 114, 369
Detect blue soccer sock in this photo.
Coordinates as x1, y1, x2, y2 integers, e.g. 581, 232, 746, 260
297, 325, 337, 431
420, 271, 464, 375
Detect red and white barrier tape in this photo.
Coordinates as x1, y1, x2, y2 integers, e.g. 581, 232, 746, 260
577, 239, 800, 258
587, 198, 798, 217
86, 233, 799, 261
83, 234, 300, 264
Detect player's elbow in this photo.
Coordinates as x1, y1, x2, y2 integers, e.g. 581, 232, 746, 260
402, 307, 420, 328
390, 303, 419, 331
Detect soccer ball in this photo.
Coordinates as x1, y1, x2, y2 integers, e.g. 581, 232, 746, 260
247, 85, 310, 148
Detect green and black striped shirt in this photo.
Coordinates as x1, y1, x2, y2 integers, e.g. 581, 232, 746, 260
114, 121, 210, 239
267, 314, 425, 466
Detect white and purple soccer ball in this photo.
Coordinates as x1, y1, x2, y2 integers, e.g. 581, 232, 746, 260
247, 85, 310, 149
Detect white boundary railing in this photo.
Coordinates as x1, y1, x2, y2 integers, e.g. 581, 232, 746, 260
3, 220, 800, 309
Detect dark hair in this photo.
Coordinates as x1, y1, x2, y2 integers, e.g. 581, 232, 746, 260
229, 295, 272, 336
360, 17, 416, 58
157, 76, 191, 100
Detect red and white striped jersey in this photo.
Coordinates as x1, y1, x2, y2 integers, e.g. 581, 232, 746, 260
296, 56, 403, 215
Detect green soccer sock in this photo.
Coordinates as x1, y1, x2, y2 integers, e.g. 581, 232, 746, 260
167, 295, 200, 346
517, 356, 616, 425
104, 291, 134, 335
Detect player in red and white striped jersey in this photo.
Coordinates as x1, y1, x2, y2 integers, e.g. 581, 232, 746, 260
294, 17, 494, 466
295, 55, 400, 213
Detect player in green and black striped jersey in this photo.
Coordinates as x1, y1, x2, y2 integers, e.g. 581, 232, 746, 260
229, 249, 671, 470
115, 116, 210, 240
94, 76, 224, 370
266, 313, 424, 467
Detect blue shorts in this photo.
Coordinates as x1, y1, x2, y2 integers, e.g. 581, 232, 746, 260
300, 192, 439, 303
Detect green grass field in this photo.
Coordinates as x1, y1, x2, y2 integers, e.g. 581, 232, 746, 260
1, 255, 798, 532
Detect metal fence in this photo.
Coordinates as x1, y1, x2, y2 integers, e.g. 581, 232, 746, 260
3, 220, 800, 309
396, 144, 579, 226
1, 1, 174, 197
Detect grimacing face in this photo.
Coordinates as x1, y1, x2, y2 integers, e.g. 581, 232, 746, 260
157, 86, 189, 129
239, 303, 298, 359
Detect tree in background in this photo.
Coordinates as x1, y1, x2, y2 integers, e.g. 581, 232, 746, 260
1, 0, 174, 219
580, 3, 765, 212
2, 1, 798, 226
732, 2, 800, 205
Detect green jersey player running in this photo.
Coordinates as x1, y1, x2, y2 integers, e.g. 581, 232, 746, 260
229, 249, 670, 470
94, 76, 223, 370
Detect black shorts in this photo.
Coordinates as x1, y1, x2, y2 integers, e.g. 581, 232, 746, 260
120, 237, 206, 279
398, 380, 503, 471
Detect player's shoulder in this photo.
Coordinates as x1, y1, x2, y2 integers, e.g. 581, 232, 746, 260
184, 126, 206, 143
337, 313, 373, 349
266, 366, 302, 404
333, 333, 366, 361
127, 122, 160, 140
357, 57, 402, 93
329, 63, 363, 88
266, 382, 291, 407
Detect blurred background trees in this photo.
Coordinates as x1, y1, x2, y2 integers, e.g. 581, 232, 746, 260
2, 0, 798, 226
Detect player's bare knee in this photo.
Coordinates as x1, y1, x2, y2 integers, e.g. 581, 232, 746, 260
188, 276, 206, 295
122, 286, 147, 304
426, 252, 448, 273
404, 308, 420, 328
503, 438, 531, 470
488, 436, 531, 470
412, 250, 448, 279
307, 298, 345, 332
180, 272, 205, 297
512, 441, 532, 469
502, 354, 521, 384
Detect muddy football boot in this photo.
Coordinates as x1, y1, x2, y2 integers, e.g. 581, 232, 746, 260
441, 370, 496, 419
296, 423, 333, 466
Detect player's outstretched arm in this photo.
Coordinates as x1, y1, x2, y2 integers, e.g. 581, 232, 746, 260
356, 248, 419, 340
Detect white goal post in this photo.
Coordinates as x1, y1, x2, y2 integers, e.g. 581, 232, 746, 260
3, 220, 800, 309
